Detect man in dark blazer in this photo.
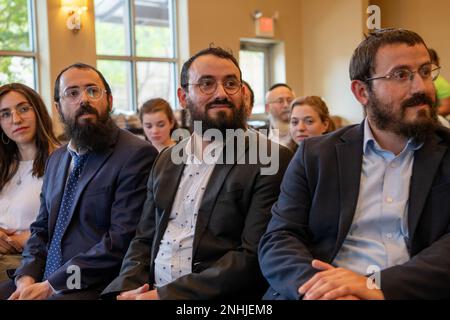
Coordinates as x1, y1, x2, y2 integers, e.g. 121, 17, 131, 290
0, 63, 157, 299
101, 47, 292, 300
259, 28, 450, 300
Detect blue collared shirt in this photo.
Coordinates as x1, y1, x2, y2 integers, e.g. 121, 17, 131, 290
332, 119, 422, 275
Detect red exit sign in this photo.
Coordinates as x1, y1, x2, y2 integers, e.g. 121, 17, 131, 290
256, 17, 274, 38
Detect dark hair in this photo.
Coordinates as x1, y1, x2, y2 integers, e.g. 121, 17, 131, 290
242, 80, 254, 108
349, 28, 428, 84
268, 83, 292, 92
138, 98, 178, 136
428, 48, 440, 66
180, 46, 242, 90
0, 83, 59, 191
54, 63, 112, 103
290, 96, 335, 133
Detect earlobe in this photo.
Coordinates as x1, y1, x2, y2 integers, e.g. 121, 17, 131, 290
177, 87, 187, 109
323, 120, 330, 133
351, 80, 369, 105
108, 95, 113, 112
54, 102, 60, 113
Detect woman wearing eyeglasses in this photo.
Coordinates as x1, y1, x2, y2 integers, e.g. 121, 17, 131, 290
288, 96, 335, 152
0, 83, 59, 281
139, 98, 178, 152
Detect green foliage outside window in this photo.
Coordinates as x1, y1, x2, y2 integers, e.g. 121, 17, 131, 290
0, 0, 34, 87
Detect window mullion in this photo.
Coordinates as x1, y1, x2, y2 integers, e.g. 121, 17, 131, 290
129, 0, 138, 111
170, 0, 179, 106
29, 0, 39, 91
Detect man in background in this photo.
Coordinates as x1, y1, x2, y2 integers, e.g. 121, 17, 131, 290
265, 83, 295, 147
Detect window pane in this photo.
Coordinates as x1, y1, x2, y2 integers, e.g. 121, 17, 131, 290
97, 60, 132, 112
240, 50, 266, 114
0, 0, 32, 51
94, 0, 129, 56
136, 61, 175, 108
135, 0, 174, 58
0, 56, 34, 88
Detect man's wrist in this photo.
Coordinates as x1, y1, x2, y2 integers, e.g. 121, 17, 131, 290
15, 275, 35, 288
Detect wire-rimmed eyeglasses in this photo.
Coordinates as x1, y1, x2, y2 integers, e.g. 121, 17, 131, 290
365, 63, 441, 83
187, 78, 242, 95
0, 104, 34, 123
61, 86, 108, 104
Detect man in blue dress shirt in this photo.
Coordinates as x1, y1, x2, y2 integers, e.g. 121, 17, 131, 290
259, 28, 450, 300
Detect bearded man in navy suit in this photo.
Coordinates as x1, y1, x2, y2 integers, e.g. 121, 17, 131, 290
0, 63, 157, 300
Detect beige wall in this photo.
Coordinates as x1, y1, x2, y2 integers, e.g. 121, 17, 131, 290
301, 0, 367, 124
37, 0, 373, 127
37, 0, 97, 134
34, 0, 450, 127
187, 0, 304, 97
372, 0, 450, 80
188, 0, 368, 124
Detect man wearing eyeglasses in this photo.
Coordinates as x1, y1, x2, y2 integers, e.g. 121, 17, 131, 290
259, 28, 450, 300
0, 63, 158, 300
101, 46, 292, 300
265, 83, 295, 148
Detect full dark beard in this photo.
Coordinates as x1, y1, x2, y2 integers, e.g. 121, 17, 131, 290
187, 97, 248, 136
60, 102, 115, 152
367, 91, 438, 143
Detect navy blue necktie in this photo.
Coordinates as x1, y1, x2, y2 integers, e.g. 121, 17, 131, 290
43, 151, 89, 280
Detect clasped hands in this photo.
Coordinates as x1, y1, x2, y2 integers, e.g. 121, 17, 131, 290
117, 283, 160, 300
298, 260, 385, 300
8, 276, 54, 300
0, 228, 29, 254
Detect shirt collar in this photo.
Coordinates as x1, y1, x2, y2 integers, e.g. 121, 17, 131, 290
184, 132, 224, 165
363, 118, 423, 156
67, 140, 89, 157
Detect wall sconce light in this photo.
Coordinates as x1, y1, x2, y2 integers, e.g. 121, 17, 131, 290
61, 0, 88, 32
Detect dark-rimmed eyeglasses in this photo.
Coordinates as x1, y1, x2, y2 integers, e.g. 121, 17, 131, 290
61, 86, 108, 104
187, 78, 242, 95
365, 63, 441, 83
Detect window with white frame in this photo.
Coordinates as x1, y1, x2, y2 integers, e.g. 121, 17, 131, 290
240, 43, 270, 115
0, 0, 38, 89
94, 0, 178, 114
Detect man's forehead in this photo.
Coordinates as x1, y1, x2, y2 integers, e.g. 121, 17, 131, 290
60, 67, 103, 88
374, 43, 430, 71
268, 86, 293, 98
189, 55, 240, 79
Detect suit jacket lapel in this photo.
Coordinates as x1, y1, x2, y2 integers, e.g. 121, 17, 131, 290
154, 157, 186, 240
61, 125, 120, 235
192, 133, 249, 256
152, 139, 189, 253
408, 134, 447, 244
332, 124, 364, 259
49, 150, 71, 236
